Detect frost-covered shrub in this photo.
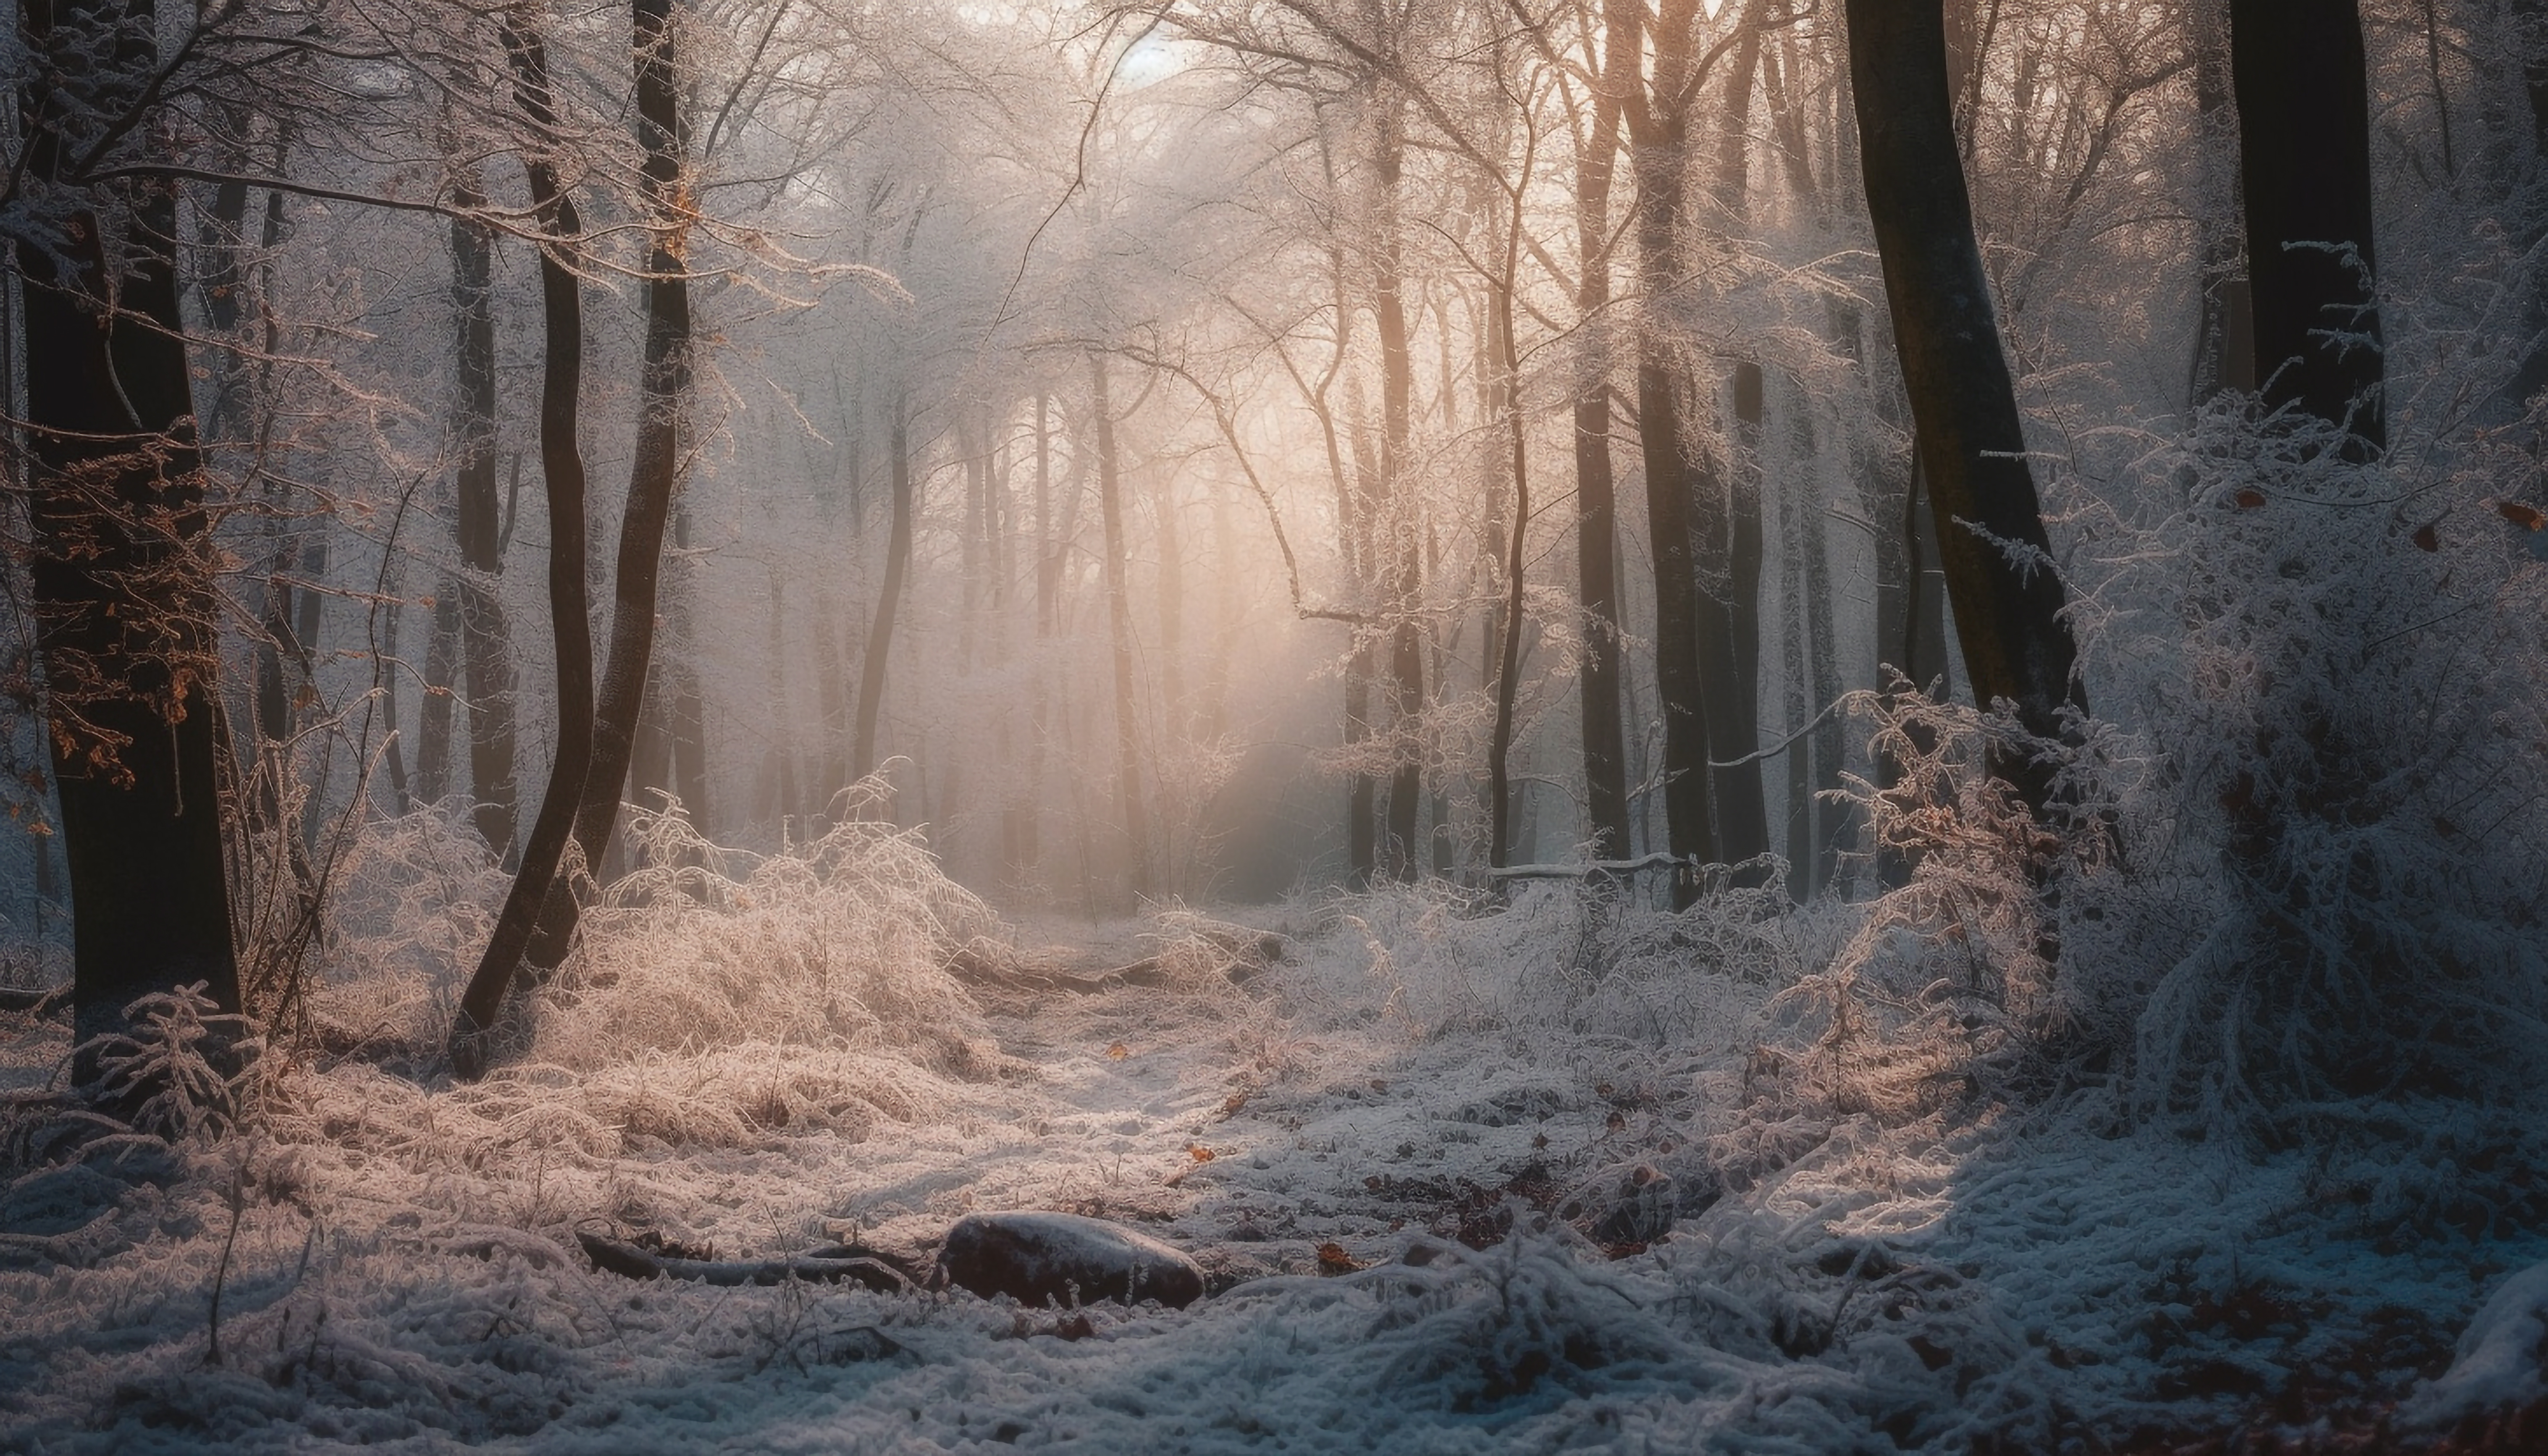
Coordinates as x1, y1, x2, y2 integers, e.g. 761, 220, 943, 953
2070, 407, 2548, 1138
306, 803, 513, 1052
1365, 1215, 1685, 1410
544, 798, 1002, 1072
1757, 685, 2122, 1123
82, 982, 254, 1141
1298, 872, 1786, 1052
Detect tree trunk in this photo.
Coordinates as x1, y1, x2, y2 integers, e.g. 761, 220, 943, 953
2501, 0, 2548, 412
1623, 0, 1718, 905
1089, 354, 1153, 898
2187, 0, 2256, 408
1845, 0, 2084, 774
506, 0, 694, 984
450, 176, 518, 861
19, 0, 242, 1073
1571, 9, 1633, 862
1017, 391, 1052, 876
1372, 100, 1425, 884
1696, 9, 1771, 874
1486, 255, 1530, 870
851, 400, 913, 783
2228, 0, 2383, 453
566, 0, 693, 874
450, 12, 596, 1068
417, 590, 459, 805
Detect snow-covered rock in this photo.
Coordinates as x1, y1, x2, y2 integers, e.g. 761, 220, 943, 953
2401, 1260, 2548, 1430
934, 1211, 1206, 1309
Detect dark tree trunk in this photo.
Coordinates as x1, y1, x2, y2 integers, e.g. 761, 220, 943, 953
1624, 0, 1718, 905
450, 176, 519, 861
2503, 0, 2548, 412
1706, 6, 1772, 876
810, 592, 846, 820
1486, 241, 1530, 870
19, 0, 242, 1071
1373, 104, 1425, 884
2188, 1, 2256, 408
2228, 0, 2384, 453
1016, 391, 1052, 876
417, 590, 459, 804
1572, 3, 1635, 864
504, 0, 693, 987
450, 13, 596, 1068
850, 401, 913, 783
1089, 355, 1153, 898
1845, 0, 2084, 774
566, 0, 693, 873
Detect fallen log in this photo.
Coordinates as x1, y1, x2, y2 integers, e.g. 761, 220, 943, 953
575, 1230, 916, 1292
1482, 852, 1698, 881
0, 984, 71, 1018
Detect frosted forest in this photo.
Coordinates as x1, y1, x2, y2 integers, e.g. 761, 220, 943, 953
4, 0, 2548, 1451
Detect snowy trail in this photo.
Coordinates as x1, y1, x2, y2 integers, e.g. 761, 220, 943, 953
7, 888, 2548, 1453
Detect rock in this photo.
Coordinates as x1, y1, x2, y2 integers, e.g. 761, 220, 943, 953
934, 1212, 1205, 1309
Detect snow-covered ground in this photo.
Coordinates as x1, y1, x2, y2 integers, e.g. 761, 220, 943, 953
3, 816, 2544, 1453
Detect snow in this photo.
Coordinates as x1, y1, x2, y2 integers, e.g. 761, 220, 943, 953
4, 841, 2544, 1453
2401, 1261, 2548, 1431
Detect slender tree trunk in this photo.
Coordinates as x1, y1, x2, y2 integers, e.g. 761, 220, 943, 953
2228, 0, 2384, 454
2501, 0, 2548, 411
20, 0, 242, 1072
1624, 0, 1717, 905
417, 592, 459, 805
1574, 5, 1636, 864
665, 508, 707, 829
1799, 404, 1846, 900
1486, 251, 1530, 870
1019, 391, 1053, 876
450, 13, 596, 1068
811, 592, 847, 820
1705, 5, 1772, 876
851, 400, 913, 783
1089, 354, 1152, 898
1845, 0, 2084, 776
568, 0, 693, 863
2188, 0, 2255, 408
1154, 464, 1186, 741
450, 175, 518, 861
1372, 100, 1425, 883
512, 0, 694, 980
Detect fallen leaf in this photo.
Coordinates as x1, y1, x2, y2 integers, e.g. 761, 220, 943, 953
1187, 1144, 1216, 1163
2233, 488, 2266, 509
2413, 522, 2440, 552
1105, 1042, 1128, 1060
2496, 500, 2547, 531
1605, 1109, 1627, 1133
1315, 1242, 1359, 1274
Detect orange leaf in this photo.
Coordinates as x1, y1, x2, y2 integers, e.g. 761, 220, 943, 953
1187, 1144, 1216, 1163
1105, 1042, 1128, 1060
2233, 489, 2266, 509
2496, 500, 2548, 532
1315, 1242, 1358, 1274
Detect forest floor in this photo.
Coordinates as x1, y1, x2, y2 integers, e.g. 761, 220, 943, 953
2, 868, 2545, 1453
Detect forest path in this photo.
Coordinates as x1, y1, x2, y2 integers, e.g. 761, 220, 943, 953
836, 907, 1716, 1285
